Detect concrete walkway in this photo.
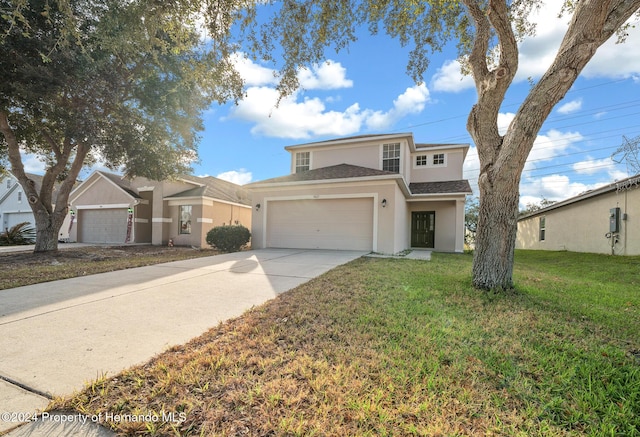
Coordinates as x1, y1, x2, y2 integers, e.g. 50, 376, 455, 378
0, 249, 365, 436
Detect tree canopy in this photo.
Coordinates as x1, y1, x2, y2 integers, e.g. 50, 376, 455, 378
0, 0, 243, 251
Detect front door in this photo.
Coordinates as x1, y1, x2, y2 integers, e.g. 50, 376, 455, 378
411, 211, 435, 248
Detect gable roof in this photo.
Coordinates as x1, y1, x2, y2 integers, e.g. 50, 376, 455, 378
518, 173, 640, 220
246, 164, 402, 186
167, 175, 251, 206
97, 171, 143, 199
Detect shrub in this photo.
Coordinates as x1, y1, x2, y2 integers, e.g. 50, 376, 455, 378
206, 225, 251, 253
0, 222, 36, 246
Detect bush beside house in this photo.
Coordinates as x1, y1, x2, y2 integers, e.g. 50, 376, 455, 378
206, 225, 251, 253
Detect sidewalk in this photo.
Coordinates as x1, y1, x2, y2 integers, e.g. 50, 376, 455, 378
0, 249, 365, 436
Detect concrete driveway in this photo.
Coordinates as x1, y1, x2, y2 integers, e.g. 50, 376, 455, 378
0, 248, 365, 434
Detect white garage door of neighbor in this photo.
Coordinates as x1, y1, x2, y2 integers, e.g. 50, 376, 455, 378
267, 198, 374, 251
79, 209, 128, 243
3, 212, 34, 230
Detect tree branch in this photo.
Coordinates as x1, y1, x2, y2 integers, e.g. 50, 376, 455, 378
502, 0, 640, 173
54, 142, 89, 216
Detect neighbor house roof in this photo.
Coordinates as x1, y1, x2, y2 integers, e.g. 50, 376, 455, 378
98, 172, 143, 199
518, 173, 640, 220
1, 172, 73, 204
166, 175, 251, 206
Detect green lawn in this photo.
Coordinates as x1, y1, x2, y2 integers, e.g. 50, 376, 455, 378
58, 251, 639, 436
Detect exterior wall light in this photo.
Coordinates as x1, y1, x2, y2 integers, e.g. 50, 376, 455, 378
255, 203, 261, 211
382, 199, 387, 208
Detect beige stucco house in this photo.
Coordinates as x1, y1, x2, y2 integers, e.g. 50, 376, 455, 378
247, 133, 472, 253
516, 174, 640, 255
69, 171, 251, 247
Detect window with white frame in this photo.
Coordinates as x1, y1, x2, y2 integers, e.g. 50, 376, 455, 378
179, 205, 192, 234
433, 153, 445, 165
295, 152, 310, 173
416, 155, 428, 166
539, 216, 546, 241
382, 143, 401, 173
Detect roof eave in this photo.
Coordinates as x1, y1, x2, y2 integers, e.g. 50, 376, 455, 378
284, 133, 415, 151
247, 174, 404, 189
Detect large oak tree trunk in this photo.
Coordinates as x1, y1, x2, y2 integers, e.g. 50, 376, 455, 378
33, 212, 65, 252
472, 170, 520, 290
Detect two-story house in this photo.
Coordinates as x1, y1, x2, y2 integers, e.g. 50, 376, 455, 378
247, 133, 472, 253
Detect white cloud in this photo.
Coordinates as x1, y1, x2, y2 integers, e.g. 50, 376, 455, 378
365, 84, 431, 130
497, 112, 515, 135
298, 61, 353, 90
228, 82, 431, 139
216, 169, 253, 185
527, 129, 583, 169
519, 174, 595, 207
557, 98, 582, 114
230, 52, 278, 87
430, 59, 475, 93
21, 153, 46, 174
573, 157, 615, 175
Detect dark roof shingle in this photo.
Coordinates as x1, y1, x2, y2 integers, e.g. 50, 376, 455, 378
409, 180, 472, 195
171, 175, 250, 206
247, 164, 399, 185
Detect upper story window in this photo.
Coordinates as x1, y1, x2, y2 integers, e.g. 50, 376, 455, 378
6, 179, 10, 189
295, 152, 310, 173
17, 191, 22, 202
382, 143, 401, 173
416, 155, 428, 166
433, 153, 445, 165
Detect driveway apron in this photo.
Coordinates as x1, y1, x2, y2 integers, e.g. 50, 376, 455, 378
0, 248, 365, 434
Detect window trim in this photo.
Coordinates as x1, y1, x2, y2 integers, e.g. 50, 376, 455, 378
381, 142, 401, 173
415, 155, 428, 167
432, 153, 446, 166
294, 151, 310, 173
412, 152, 447, 169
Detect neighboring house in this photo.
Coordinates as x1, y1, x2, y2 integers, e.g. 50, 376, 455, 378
247, 133, 472, 253
0, 173, 71, 240
516, 173, 640, 255
68, 171, 251, 247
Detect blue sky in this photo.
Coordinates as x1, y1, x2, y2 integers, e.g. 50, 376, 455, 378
22, 2, 640, 208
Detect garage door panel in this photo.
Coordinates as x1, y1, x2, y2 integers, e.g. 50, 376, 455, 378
3, 212, 34, 230
267, 198, 373, 251
79, 209, 128, 243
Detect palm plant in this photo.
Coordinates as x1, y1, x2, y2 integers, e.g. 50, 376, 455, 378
0, 222, 36, 246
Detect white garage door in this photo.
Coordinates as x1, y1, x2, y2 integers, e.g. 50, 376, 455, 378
267, 198, 374, 250
78, 209, 128, 243
3, 212, 34, 230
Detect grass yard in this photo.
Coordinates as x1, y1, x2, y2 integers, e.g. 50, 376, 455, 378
56, 251, 639, 436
